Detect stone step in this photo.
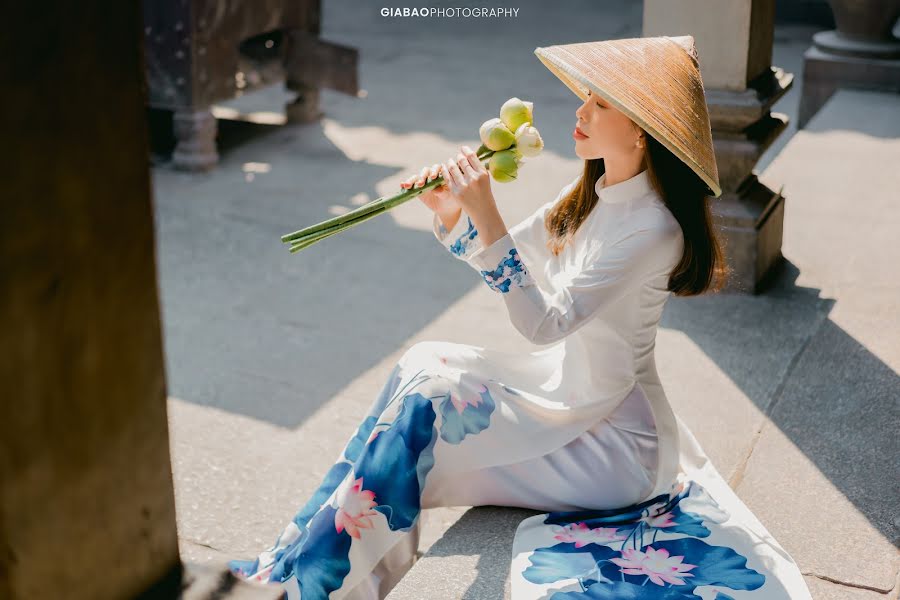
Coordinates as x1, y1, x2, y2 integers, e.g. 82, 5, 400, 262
386, 506, 542, 600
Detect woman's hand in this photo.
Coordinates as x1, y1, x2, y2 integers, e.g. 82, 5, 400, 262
402, 146, 505, 244
440, 145, 498, 223
401, 162, 459, 216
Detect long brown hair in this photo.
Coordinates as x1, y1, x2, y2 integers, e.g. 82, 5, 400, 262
544, 134, 728, 295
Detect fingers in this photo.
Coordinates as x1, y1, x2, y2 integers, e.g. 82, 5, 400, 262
400, 145, 477, 193
400, 163, 443, 189
456, 151, 475, 180
429, 163, 449, 194
414, 166, 430, 188
459, 145, 483, 178
442, 158, 464, 193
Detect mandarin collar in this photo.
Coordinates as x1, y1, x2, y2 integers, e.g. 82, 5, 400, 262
595, 168, 653, 204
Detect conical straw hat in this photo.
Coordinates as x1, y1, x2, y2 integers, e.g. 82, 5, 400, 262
534, 35, 721, 198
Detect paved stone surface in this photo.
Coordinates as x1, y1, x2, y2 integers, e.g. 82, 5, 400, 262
386, 506, 541, 600
154, 2, 900, 597
732, 88, 900, 594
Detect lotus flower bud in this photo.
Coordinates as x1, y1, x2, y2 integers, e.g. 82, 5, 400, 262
488, 149, 519, 182
479, 118, 516, 151
500, 97, 534, 133
514, 123, 544, 158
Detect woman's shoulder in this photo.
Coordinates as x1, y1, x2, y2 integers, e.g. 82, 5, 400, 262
635, 200, 678, 229
624, 188, 680, 231
597, 199, 682, 258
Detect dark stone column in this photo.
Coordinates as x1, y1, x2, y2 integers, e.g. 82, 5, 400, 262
645, 0, 793, 293
0, 2, 182, 598
1, 3, 281, 599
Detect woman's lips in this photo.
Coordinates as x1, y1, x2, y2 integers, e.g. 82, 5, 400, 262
573, 126, 588, 140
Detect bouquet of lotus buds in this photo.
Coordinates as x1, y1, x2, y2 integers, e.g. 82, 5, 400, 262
281, 97, 544, 253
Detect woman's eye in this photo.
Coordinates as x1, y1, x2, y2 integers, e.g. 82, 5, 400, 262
596, 102, 603, 108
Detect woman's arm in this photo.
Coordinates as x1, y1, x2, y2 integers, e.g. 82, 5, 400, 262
464, 209, 683, 346
432, 175, 580, 268
432, 165, 682, 345
432, 208, 483, 264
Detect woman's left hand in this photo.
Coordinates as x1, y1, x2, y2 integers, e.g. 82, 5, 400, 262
441, 145, 497, 223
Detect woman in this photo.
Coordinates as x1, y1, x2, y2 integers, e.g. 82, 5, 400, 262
229, 35, 811, 599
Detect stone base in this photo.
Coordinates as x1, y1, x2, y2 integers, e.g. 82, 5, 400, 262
285, 83, 325, 123
172, 109, 219, 172
713, 174, 786, 294
798, 44, 900, 128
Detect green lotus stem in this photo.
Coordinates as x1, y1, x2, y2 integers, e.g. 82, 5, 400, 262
285, 181, 438, 249
289, 205, 390, 252
281, 149, 494, 245
290, 208, 387, 252
289, 227, 345, 252
282, 187, 420, 243
281, 159, 485, 243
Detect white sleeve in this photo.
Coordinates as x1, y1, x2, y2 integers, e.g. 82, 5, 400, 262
463, 214, 683, 346
432, 175, 581, 269
432, 210, 483, 267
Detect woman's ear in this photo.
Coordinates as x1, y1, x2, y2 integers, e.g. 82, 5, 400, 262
634, 126, 646, 149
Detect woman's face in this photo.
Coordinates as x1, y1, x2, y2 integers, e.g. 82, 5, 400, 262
573, 89, 644, 161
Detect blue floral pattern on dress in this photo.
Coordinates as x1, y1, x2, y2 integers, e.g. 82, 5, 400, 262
228, 362, 497, 598
479, 247, 532, 293
230, 357, 786, 599
443, 216, 479, 257
521, 479, 766, 599
438, 382, 496, 443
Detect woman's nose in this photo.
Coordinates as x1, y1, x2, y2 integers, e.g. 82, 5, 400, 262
575, 98, 589, 118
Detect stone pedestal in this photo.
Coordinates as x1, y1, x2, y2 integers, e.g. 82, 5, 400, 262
798, 0, 900, 128
173, 108, 220, 172
285, 81, 325, 123
644, 0, 792, 293
714, 173, 787, 293
142, 2, 359, 171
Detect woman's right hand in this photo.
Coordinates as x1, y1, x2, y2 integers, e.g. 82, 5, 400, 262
401, 162, 461, 215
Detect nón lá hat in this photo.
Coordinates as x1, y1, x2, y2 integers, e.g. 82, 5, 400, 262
534, 35, 722, 198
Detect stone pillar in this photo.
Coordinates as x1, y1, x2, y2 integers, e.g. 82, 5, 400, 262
0, 3, 280, 599
0, 3, 180, 597
644, 0, 792, 293
798, 0, 900, 128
